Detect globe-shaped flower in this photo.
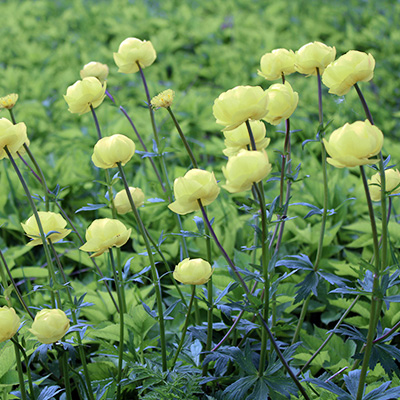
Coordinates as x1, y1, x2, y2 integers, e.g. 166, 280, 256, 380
0, 93, 18, 110
21, 211, 71, 246
168, 169, 220, 215
0, 307, 20, 343
295, 41, 336, 75
0, 118, 28, 160
323, 120, 383, 168
92, 134, 135, 169
213, 86, 269, 131
30, 309, 70, 344
368, 169, 400, 201
258, 48, 296, 80
79, 218, 131, 257
80, 62, 109, 84
114, 37, 156, 74
322, 50, 375, 96
223, 149, 272, 193
173, 258, 213, 285
151, 89, 175, 109
114, 187, 145, 214
64, 77, 106, 115
264, 82, 298, 125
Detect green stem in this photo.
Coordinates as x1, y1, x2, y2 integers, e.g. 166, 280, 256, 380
17, 339, 36, 400
12, 337, 27, 400
59, 344, 73, 400
292, 295, 310, 345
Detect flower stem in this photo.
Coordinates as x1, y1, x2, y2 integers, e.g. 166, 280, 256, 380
12, 337, 27, 400
90, 105, 102, 140
59, 344, 73, 400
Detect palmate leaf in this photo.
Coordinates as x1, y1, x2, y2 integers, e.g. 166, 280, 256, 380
306, 377, 352, 399
222, 376, 258, 400
370, 343, 400, 378
363, 381, 400, 400
294, 271, 319, 303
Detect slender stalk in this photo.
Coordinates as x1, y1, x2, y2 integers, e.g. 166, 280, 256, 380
16, 339, 36, 400
12, 338, 27, 400
59, 344, 73, 400
90, 105, 102, 140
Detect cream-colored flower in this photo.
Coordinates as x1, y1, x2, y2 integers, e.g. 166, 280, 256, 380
0, 307, 20, 342
80, 62, 109, 84
30, 309, 70, 344
0, 118, 28, 160
264, 82, 298, 125
173, 258, 213, 285
368, 169, 400, 201
258, 49, 296, 80
114, 187, 145, 214
0, 94, 18, 110
151, 89, 175, 109
295, 41, 336, 75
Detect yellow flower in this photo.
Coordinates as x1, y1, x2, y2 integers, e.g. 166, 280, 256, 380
168, 169, 220, 215
79, 218, 131, 257
264, 82, 298, 125
222, 120, 270, 157
223, 149, 272, 193
114, 187, 145, 214
64, 77, 106, 115
30, 309, 70, 344
80, 62, 109, 84
0, 118, 28, 160
258, 48, 296, 80
0, 93, 18, 110
0, 307, 20, 343
113, 37, 156, 74
21, 211, 71, 247
295, 41, 336, 75
151, 89, 175, 109
173, 258, 213, 285
323, 120, 383, 168
322, 50, 375, 96
368, 169, 400, 201
92, 134, 135, 169
213, 86, 269, 131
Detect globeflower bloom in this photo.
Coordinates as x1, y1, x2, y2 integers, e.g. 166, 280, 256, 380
258, 48, 296, 80
79, 218, 131, 257
223, 149, 272, 193
114, 37, 156, 74
322, 50, 375, 96
0, 307, 20, 343
264, 82, 298, 125
295, 41, 336, 75
213, 86, 269, 131
80, 61, 109, 84
168, 169, 220, 215
0, 118, 28, 160
151, 89, 175, 109
114, 187, 145, 214
0, 93, 18, 110
92, 134, 135, 169
30, 309, 70, 344
323, 120, 383, 168
368, 169, 400, 201
64, 77, 106, 115
21, 211, 71, 246
173, 258, 213, 285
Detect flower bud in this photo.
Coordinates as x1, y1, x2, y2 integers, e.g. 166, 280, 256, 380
92, 134, 135, 169
322, 50, 375, 96
264, 82, 298, 125
295, 41, 336, 75
80, 62, 109, 84
368, 169, 400, 201
21, 211, 71, 246
323, 120, 383, 168
79, 218, 131, 257
114, 37, 156, 74
213, 86, 269, 131
0, 93, 18, 110
168, 169, 220, 215
223, 149, 272, 193
114, 187, 145, 214
64, 77, 106, 115
258, 48, 296, 80
30, 309, 70, 344
0, 118, 28, 160
151, 89, 175, 109
0, 307, 20, 343
173, 258, 213, 285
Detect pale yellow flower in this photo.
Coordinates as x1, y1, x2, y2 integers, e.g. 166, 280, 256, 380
295, 41, 336, 75
0, 307, 20, 343
258, 49, 296, 80
0, 94, 18, 110
80, 62, 109, 84
114, 187, 145, 214
368, 169, 400, 201
0, 118, 28, 160
173, 258, 213, 285
151, 89, 175, 109
30, 309, 70, 344
264, 82, 298, 125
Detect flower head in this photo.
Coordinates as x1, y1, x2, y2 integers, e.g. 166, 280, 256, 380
264, 82, 298, 125
258, 48, 296, 80
368, 169, 400, 201
223, 149, 272, 193
322, 50, 375, 96
114, 187, 145, 214
0, 93, 18, 110
168, 169, 220, 215
0, 118, 28, 160
0, 307, 20, 343
151, 89, 175, 109
114, 37, 156, 74
21, 211, 71, 246
173, 258, 213, 285
323, 120, 383, 168
213, 86, 269, 131
30, 309, 70, 344
79, 218, 131, 257
92, 134, 135, 169
295, 41, 336, 75
80, 62, 109, 84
